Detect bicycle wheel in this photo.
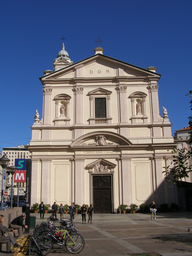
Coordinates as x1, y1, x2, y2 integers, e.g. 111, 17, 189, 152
36, 234, 53, 256
65, 233, 85, 254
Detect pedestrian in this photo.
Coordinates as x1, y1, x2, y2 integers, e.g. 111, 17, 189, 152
81, 204, 87, 224
59, 203, 64, 220
9, 213, 28, 238
69, 202, 76, 222
52, 202, 57, 218
0, 215, 19, 252
87, 204, 94, 224
150, 200, 157, 219
39, 201, 45, 219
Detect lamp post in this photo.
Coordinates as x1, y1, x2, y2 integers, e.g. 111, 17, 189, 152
0, 155, 10, 210
6, 166, 17, 209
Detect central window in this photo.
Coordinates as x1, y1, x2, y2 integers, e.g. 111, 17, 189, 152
95, 98, 106, 118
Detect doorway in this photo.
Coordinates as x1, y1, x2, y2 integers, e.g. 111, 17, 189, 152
93, 175, 112, 213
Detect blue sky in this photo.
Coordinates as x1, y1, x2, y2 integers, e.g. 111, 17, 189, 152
0, 0, 191, 149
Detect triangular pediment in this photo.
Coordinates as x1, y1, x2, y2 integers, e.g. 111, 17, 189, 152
85, 159, 116, 170
87, 87, 112, 96
40, 54, 160, 83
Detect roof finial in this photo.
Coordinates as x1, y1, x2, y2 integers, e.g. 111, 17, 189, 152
95, 38, 102, 47
60, 36, 66, 50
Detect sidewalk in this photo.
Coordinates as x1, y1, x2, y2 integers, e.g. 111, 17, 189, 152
2, 212, 192, 256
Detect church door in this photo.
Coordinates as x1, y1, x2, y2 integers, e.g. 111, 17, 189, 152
93, 176, 112, 213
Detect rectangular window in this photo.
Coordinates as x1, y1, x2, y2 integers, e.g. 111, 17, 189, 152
95, 98, 106, 118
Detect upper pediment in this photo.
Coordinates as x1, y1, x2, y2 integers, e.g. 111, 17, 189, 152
40, 54, 160, 83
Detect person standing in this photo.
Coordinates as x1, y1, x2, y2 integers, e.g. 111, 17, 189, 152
87, 204, 94, 224
0, 215, 19, 252
81, 204, 87, 224
150, 201, 157, 219
10, 214, 28, 238
39, 202, 45, 219
52, 202, 57, 219
69, 202, 76, 222
59, 204, 64, 221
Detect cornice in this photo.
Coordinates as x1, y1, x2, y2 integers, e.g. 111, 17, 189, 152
30, 122, 173, 130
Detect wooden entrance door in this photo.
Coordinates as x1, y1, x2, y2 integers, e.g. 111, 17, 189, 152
93, 176, 111, 213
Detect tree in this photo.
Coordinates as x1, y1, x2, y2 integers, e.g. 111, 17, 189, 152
163, 91, 192, 184
163, 147, 190, 183
187, 90, 192, 143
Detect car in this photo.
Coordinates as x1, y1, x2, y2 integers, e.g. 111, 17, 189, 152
0, 202, 9, 210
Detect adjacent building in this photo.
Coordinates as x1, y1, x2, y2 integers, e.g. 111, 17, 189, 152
1, 146, 30, 196
27, 43, 176, 213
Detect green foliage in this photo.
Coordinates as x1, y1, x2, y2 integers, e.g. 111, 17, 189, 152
75, 204, 81, 211
171, 203, 179, 211
31, 203, 39, 210
119, 204, 127, 211
163, 147, 190, 184
159, 203, 169, 212
64, 204, 69, 212
44, 204, 50, 211
140, 203, 148, 213
186, 90, 192, 143
130, 203, 138, 211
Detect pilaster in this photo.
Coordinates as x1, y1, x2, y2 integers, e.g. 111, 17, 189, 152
43, 87, 52, 125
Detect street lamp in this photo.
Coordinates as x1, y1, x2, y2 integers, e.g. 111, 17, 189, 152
0, 154, 10, 210
6, 166, 17, 209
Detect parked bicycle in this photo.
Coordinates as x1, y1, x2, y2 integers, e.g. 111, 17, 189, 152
30, 219, 84, 254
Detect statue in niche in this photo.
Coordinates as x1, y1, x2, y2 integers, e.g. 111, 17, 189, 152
60, 104, 65, 117
34, 110, 39, 123
95, 135, 107, 146
136, 101, 142, 115
163, 107, 168, 118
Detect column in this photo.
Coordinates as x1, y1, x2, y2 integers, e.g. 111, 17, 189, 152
43, 87, 52, 125
89, 96, 94, 117
121, 155, 132, 205
73, 86, 84, 124
70, 158, 75, 203
131, 98, 136, 117
31, 159, 40, 204
107, 95, 111, 123
155, 156, 165, 204
119, 85, 128, 123
147, 82, 160, 122
55, 100, 59, 118
116, 157, 122, 206
41, 159, 52, 204
74, 158, 85, 205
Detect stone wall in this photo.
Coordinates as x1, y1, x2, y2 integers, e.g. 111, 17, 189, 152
0, 207, 22, 227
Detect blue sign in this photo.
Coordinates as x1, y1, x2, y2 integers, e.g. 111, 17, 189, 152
3, 169, 6, 191
15, 159, 26, 170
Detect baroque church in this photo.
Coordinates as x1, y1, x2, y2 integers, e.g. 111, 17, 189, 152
28, 42, 176, 213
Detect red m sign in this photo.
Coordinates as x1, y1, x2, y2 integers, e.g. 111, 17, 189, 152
14, 171, 26, 182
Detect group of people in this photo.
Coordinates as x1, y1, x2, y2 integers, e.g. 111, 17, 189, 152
39, 201, 94, 223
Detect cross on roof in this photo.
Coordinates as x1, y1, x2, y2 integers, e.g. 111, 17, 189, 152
95, 38, 102, 46
60, 36, 66, 42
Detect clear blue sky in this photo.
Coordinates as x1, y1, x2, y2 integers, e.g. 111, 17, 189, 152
0, 0, 191, 149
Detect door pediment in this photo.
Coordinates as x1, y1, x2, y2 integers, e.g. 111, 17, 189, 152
85, 158, 116, 174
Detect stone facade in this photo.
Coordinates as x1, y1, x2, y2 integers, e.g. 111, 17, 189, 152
28, 45, 176, 212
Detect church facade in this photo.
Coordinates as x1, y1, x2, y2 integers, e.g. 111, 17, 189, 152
28, 44, 176, 213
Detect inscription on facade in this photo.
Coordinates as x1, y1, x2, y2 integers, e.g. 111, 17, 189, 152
89, 70, 110, 74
